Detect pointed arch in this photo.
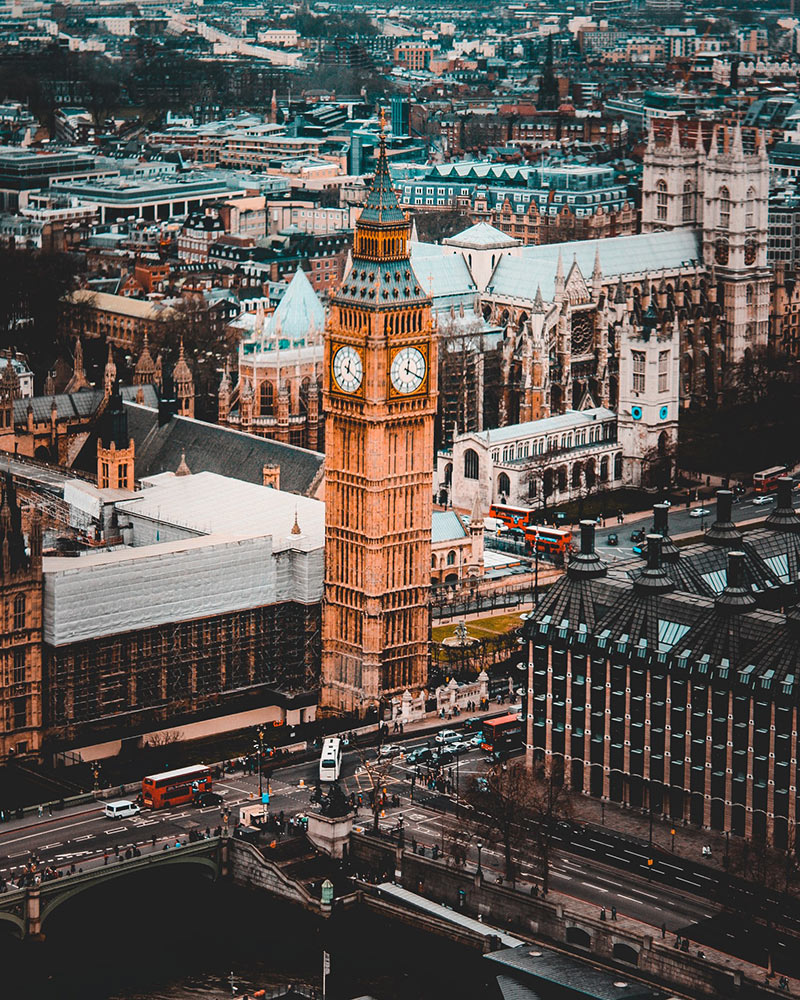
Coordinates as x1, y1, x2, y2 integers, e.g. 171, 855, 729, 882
719, 186, 730, 230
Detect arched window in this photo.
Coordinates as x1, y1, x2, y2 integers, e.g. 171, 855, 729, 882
746, 285, 754, 306
746, 186, 756, 229
614, 453, 623, 480
600, 455, 609, 482
444, 462, 452, 486
431, 556, 437, 569
719, 186, 730, 230
446, 550, 456, 566
464, 448, 479, 480
299, 376, 311, 413
572, 463, 582, 488
259, 381, 274, 416
13, 593, 25, 631
656, 180, 668, 222
682, 181, 693, 222
497, 472, 510, 499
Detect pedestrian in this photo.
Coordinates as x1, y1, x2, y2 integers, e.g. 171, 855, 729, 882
611, 906, 617, 921
37, 804, 43, 818
674, 934, 681, 949
600, 907, 606, 921
661, 922, 666, 939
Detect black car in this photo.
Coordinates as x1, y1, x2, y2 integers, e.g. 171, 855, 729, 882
607, 532, 619, 546
192, 791, 224, 807
630, 529, 646, 543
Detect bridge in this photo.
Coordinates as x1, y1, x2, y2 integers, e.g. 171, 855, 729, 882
0, 836, 225, 939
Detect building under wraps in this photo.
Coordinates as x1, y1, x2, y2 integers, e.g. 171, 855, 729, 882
42, 471, 323, 753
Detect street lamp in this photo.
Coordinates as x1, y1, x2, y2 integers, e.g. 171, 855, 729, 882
477, 841, 483, 878
398, 813, 405, 848
255, 726, 267, 818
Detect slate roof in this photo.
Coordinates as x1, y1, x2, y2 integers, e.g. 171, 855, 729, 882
335, 256, 430, 310
486, 229, 702, 303
14, 384, 159, 426
473, 408, 615, 446
432, 510, 467, 542
410, 243, 478, 305
358, 131, 406, 225
124, 403, 324, 496
444, 222, 519, 249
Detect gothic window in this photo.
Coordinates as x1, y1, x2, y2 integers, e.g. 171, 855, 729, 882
600, 455, 609, 482
719, 187, 730, 230
498, 472, 510, 498
682, 181, 693, 223
13, 648, 25, 684
260, 381, 274, 416
13, 594, 25, 631
299, 376, 311, 413
658, 350, 670, 393
746, 187, 756, 229
446, 550, 456, 566
632, 351, 646, 394
464, 448, 479, 480
656, 180, 668, 222
614, 453, 623, 480
746, 285, 754, 307
572, 463, 582, 488
444, 462, 452, 486
557, 466, 567, 492
585, 460, 596, 490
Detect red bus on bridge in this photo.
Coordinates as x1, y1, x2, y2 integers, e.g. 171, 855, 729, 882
480, 713, 523, 756
142, 764, 212, 809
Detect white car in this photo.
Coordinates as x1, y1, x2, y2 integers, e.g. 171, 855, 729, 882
751, 495, 774, 506
379, 743, 401, 758
689, 507, 712, 518
435, 729, 461, 744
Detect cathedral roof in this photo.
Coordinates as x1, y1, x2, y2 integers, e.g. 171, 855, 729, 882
14, 384, 159, 426
486, 229, 702, 303
263, 268, 324, 344
470, 407, 615, 447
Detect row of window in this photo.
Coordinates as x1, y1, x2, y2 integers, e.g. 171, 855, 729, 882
654, 180, 757, 229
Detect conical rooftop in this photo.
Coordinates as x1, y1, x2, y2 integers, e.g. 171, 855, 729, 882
359, 113, 405, 225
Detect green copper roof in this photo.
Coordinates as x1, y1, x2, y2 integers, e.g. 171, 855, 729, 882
358, 133, 406, 225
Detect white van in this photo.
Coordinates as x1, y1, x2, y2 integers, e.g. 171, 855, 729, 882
103, 799, 140, 819
435, 729, 461, 745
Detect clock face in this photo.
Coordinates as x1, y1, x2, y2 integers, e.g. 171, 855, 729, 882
332, 345, 363, 393
390, 346, 427, 395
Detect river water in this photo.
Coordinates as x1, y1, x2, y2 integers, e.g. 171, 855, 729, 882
2, 869, 490, 1000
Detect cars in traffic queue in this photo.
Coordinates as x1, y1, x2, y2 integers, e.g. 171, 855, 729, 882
630, 528, 646, 543
406, 746, 433, 765
378, 743, 401, 758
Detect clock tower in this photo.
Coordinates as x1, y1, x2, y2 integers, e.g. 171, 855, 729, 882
320, 119, 437, 717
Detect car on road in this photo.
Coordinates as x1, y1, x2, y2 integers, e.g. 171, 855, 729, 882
379, 743, 401, 758
469, 734, 484, 747
751, 495, 774, 506
632, 542, 646, 557
103, 800, 140, 819
630, 529, 646, 543
606, 532, 618, 546
452, 740, 473, 753
689, 507, 712, 518
192, 791, 224, 807
435, 729, 461, 744
406, 746, 432, 765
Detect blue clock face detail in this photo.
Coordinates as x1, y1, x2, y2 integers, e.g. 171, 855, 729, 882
631, 406, 642, 421
659, 405, 669, 420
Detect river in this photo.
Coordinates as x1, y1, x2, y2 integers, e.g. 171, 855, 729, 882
2, 868, 491, 1000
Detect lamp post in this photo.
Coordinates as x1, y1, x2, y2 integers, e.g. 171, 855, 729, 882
477, 841, 483, 879
255, 726, 266, 818
398, 813, 405, 848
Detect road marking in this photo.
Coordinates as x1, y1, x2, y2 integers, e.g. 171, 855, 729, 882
581, 882, 608, 892
42, 842, 62, 849
217, 783, 251, 795
8, 851, 28, 858
591, 875, 622, 887
74, 834, 94, 842
104, 826, 126, 835
0, 817, 98, 847
676, 877, 701, 888
615, 894, 637, 903
633, 889, 658, 899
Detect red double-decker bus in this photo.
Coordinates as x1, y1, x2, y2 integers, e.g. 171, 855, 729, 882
753, 466, 788, 492
142, 764, 212, 809
480, 713, 523, 756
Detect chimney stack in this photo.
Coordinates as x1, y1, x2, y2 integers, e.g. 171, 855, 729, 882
765, 477, 800, 533
652, 502, 679, 562
567, 519, 607, 579
715, 550, 757, 614
634, 534, 674, 594
705, 489, 743, 546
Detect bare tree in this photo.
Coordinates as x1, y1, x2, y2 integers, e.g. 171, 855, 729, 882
466, 761, 535, 880
348, 734, 397, 832
527, 760, 572, 895
145, 729, 184, 748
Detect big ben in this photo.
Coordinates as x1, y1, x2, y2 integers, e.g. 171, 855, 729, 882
320, 118, 437, 717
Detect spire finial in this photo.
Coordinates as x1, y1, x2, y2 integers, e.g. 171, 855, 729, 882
379, 106, 387, 134
291, 507, 302, 535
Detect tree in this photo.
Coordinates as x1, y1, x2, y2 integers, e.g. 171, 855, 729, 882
466, 761, 535, 880
348, 734, 396, 832
526, 760, 572, 895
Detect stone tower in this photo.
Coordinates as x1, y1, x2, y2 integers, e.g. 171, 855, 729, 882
97, 386, 134, 490
641, 120, 769, 364
320, 115, 437, 717
172, 339, 195, 418
0, 473, 43, 761
134, 333, 156, 386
